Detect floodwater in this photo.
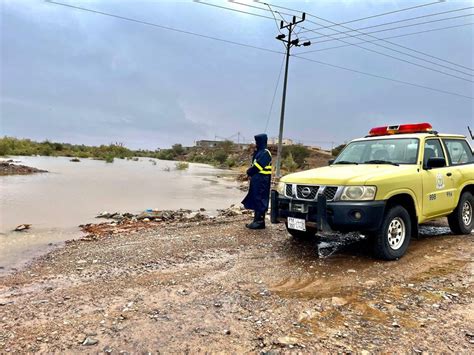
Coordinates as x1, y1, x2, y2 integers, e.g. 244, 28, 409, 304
0, 156, 245, 273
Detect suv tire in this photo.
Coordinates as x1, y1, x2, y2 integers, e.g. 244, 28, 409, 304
371, 205, 412, 260
285, 223, 318, 241
448, 191, 473, 235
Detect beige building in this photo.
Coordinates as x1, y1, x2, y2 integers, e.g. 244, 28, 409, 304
268, 137, 294, 146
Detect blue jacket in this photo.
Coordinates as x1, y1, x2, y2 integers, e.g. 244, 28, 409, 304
242, 134, 272, 213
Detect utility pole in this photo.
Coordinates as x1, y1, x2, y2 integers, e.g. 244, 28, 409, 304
274, 14, 311, 178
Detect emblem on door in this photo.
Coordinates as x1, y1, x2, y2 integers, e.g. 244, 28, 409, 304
436, 173, 445, 190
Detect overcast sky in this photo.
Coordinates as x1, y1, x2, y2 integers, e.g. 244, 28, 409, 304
1, 0, 473, 149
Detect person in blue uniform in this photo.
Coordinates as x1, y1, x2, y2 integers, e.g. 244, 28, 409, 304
242, 134, 272, 229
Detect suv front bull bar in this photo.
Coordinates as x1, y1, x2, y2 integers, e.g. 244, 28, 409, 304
270, 190, 332, 232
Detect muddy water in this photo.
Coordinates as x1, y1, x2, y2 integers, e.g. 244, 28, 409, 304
0, 156, 244, 273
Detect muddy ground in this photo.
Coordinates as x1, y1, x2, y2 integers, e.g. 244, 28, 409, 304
0, 217, 472, 353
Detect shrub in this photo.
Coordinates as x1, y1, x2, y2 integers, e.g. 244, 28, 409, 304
217, 140, 234, 154
282, 145, 309, 168
175, 161, 189, 170
156, 149, 176, 161
282, 153, 298, 172
225, 157, 236, 168
171, 143, 185, 156
213, 150, 228, 165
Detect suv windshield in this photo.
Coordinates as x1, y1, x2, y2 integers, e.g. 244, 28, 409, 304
334, 138, 419, 165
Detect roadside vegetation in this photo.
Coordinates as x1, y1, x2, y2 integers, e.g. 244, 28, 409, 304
0, 137, 332, 171
0, 137, 133, 161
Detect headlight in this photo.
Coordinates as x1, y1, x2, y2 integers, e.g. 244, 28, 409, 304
275, 182, 286, 195
340, 186, 376, 201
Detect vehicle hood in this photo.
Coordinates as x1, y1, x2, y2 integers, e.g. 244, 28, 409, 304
280, 164, 417, 185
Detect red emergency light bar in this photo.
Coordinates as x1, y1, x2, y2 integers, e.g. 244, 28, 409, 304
369, 123, 433, 136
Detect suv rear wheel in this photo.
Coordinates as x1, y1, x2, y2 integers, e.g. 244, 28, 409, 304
371, 205, 412, 260
448, 191, 473, 235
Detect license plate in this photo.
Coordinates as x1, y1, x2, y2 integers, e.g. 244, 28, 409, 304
287, 217, 306, 231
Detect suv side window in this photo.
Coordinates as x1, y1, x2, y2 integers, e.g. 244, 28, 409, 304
442, 139, 473, 165
424, 139, 445, 168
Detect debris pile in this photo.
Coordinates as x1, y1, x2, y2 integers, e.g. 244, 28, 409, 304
79, 205, 252, 239
14, 224, 31, 232
0, 161, 47, 176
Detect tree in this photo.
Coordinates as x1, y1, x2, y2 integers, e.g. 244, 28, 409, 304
171, 144, 184, 156
282, 145, 309, 168
213, 150, 228, 165
282, 153, 298, 172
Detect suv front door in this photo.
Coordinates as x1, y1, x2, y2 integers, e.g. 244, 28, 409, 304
421, 138, 456, 218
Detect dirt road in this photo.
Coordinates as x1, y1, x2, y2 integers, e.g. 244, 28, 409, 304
0, 217, 472, 353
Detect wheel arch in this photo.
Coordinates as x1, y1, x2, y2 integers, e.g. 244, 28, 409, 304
385, 193, 419, 237
459, 184, 474, 197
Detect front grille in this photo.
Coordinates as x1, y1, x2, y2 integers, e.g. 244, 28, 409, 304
285, 184, 293, 197
323, 186, 338, 201
296, 185, 319, 200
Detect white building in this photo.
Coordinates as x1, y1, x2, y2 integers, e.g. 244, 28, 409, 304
268, 137, 294, 146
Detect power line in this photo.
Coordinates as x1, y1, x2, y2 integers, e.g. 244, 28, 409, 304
257, 0, 444, 31
292, 54, 474, 100
264, 3, 284, 35
196, 1, 474, 94
303, 6, 474, 39
298, 20, 473, 79
45, 0, 473, 100
45, 1, 283, 55
229, 0, 300, 21
303, 13, 474, 45
265, 55, 285, 133
240, 2, 474, 78
297, 22, 474, 56
193, 0, 275, 20
296, 25, 474, 82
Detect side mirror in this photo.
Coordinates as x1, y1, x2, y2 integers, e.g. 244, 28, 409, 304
328, 159, 335, 166
425, 157, 446, 169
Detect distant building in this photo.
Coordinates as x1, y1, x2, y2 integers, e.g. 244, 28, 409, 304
268, 137, 294, 146
195, 140, 251, 151
195, 140, 220, 148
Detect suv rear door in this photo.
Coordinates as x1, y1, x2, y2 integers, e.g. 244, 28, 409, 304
441, 138, 474, 203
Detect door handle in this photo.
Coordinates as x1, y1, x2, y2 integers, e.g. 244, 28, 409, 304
447, 172, 452, 177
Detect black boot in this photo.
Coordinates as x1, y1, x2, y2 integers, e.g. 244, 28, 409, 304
246, 211, 265, 230
245, 212, 258, 228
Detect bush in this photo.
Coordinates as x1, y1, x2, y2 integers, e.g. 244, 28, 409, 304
217, 140, 234, 154
225, 157, 236, 168
175, 161, 189, 170
156, 149, 176, 161
282, 145, 309, 168
332, 144, 346, 157
104, 155, 114, 163
213, 150, 228, 165
282, 153, 298, 172
171, 143, 185, 156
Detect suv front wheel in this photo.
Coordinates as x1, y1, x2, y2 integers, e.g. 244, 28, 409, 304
371, 205, 412, 260
448, 191, 473, 235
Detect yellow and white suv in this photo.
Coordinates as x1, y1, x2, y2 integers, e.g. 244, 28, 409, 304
271, 123, 474, 260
